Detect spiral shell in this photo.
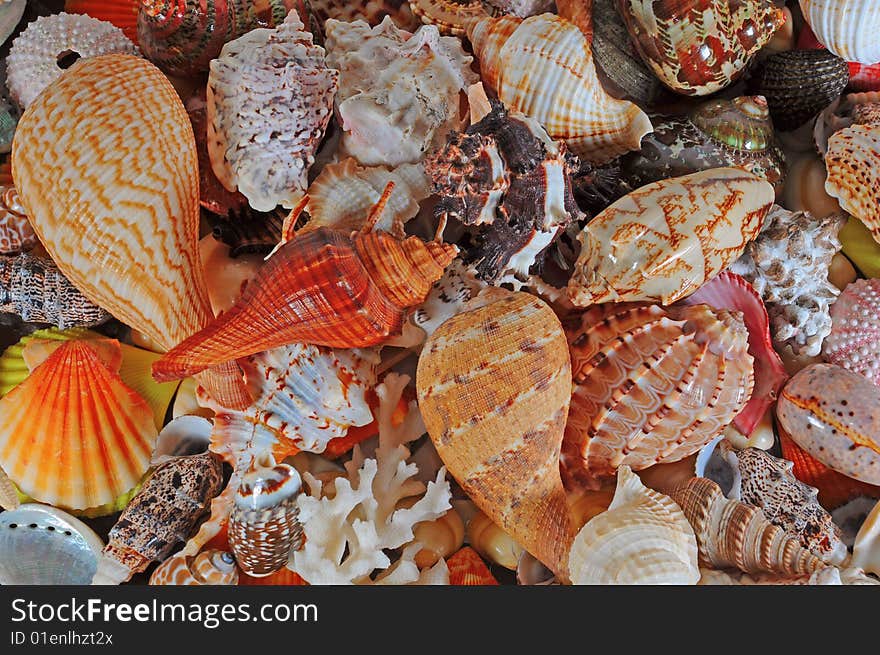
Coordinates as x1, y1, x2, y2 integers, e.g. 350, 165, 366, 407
149, 549, 239, 585
0, 187, 36, 255
799, 0, 880, 64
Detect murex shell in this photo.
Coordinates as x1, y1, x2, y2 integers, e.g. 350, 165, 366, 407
823, 279, 880, 386
149, 549, 239, 586
0, 186, 37, 254
562, 303, 753, 490
824, 123, 880, 247
207, 12, 338, 213
799, 0, 880, 64
566, 168, 774, 307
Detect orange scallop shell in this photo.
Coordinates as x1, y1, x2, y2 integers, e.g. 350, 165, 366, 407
447, 547, 499, 585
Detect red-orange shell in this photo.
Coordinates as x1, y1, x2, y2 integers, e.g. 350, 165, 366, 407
447, 547, 499, 585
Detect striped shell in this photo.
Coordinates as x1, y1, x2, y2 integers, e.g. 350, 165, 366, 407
0, 187, 36, 254
149, 549, 239, 585
416, 291, 575, 581
799, 0, 880, 64
467, 13, 652, 165
562, 303, 754, 490
823, 279, 880, 386
825, 124, 880, 246
446, 547, 498, 585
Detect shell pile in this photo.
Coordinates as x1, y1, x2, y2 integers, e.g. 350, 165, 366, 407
0, 0, 878, 589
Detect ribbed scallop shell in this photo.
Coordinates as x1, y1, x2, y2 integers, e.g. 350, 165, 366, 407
800, 0, 880, 64
670, 477, 827, 576
0, 341, 156, 510
562, 303, 753, 490
149, 549, 239, 585
6, 12, 139, 109
0, 187, 36, 254
566, 168, 774, 306
825, 124, 880, 246
416, 291, 575, 581
447, 547, 499, 585
568, 466, 700, 585
207, 12, 338, 213
824, 279, 880, 386
467, 13, 652, 165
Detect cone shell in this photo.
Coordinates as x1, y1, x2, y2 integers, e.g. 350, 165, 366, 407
149, 549, 239, 585
0, 340, 157, 510
416, 291, 575, 581
65, 0, 139, 44
566, 168, 774, 306
568, 466, 700, 585
799, 0, 880, 64
467, 13, 652, 165
562, 303, 754, 489
824, 278, 880, 386
825, 124, 880, 246
670, 477, 827, 576
447, 547, 498, 585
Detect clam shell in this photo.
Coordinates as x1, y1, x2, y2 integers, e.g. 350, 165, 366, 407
823, 278, 880, 386
799, 0, 880, 64
825, 124, 880, 247
149, 549, 239, 586
447, 547, 498, 585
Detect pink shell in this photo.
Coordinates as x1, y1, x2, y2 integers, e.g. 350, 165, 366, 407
678, 271, 788, 435
823, 278, 880, 386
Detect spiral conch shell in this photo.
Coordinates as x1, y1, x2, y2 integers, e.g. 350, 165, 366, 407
467, 13, 652, 165
416, 291, 575, 581
799, 0, 880, 64
11, 54, 250, 409
149, 549, 239, 586
568, 466, 700, 585
824, 123, 880, 246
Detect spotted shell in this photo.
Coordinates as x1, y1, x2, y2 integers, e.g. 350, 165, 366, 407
0, 187, 36, 255
823, 279, 880, 386
824, 123, 880, 247
149, 549, 239, 585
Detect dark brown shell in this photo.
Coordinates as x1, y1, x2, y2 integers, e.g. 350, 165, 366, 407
209, 210, 285, 258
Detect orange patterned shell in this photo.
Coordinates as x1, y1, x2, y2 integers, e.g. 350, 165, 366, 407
447, 547, 498, 585
149, 549, 239, 585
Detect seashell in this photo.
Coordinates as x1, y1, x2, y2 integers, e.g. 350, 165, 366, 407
149, 549, 239, 585
416, 291, 575, 581
93, 451, 225, 584
568, 466, 700, 585
698, 565, 870, 585
616, 0, 785, 96
65, 0, 139, 44
409, 260, 488, 342
561, 303, 753, 489
852, 499, 880, 576
799, 0, 880, 64
208, 212, 284, 259
152, 416, 212, 466
823, 279, 880, 386
566, 168, 774, 307
829, 252, 858, 292
777, 364, 880, 486
152, 224, 456, 381
229, 464, 304, 577
753, 49, 849, 132
172, 377, 214, 421
0, 0, 25, 47
407, 505, 465, 568
849, 63, 880, 93
825, 123, 880, 247
783, 152, 843, 218
239, 568, 307, 585
832, 495, 879, 547
0, 97, 19, 156
839, 215, 880, 279
6, 12, 139, 109
677, 271, 788, 437
198, 236, 265, 316
408, 0, 488, 36
207, 12, 338, 213
468, 14, 651, 166
0, 503, 104, 585
729, 205, 846, 357
0, 465, 18, 510
467, 510, 525, 571
0, 186, 37, 255
490, 0, 557, 18
307, 0, 421, 33
670, 477, 827, 576
12, 54, 251, 410
0, 340, 157, 511
325, 17, 477, 167
516, 550, 557, 585
447, 547, 498, 585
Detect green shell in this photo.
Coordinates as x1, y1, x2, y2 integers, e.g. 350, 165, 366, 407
691, 96, 776, 152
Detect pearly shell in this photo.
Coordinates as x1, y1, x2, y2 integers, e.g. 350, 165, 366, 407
566, 168, 774, 307
0, 186, 36, 254
825, 123, 880, 247
416, 291, 575, 581
852, 499, 880, 576
799, 0, 880, 65
777, 364, 880, 486
467, 13, 652, 165
149, 549, 239, 585
823, 279, 880, 386
568, 466, 700, 585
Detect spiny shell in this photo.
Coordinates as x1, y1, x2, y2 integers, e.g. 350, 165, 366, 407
447, 547, 498, 585
824, 279, 880, 386
562, 303, 753, 490
65, 0, 139, 44
408, 0, 487, 36
777, 364, 880, 486
467, 13, 652, 165
799, 0, 880, 64
6, 12, 139, 109
0, 186, 36, 254
149, 549, 239, 585
207, 12, 338, 213
670, 477, 827, 576
566, 168, 774, 306
416, 291, 575, 581
568, 466, 700, 585
617, 0, 785, 96
825, 123, 880, 247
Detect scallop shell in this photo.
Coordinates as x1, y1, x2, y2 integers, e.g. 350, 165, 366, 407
568, 466, 700, 585
6, 12, 139, 109
0, 503, 104, 585
447, 547, 499, 585
823, 279, 880, 386
207, 12, 338, 213
467, 13, 652, 165
0, 340, 157, 511
65, 0, 139, 44
799, 0, 880, 64
416, 290, 575, 581
825, 123, 880, 246
408, 0, 488, 36
0, 187, 35, 255
149, 549, 239, 585
852, 499, 880, 576
566, 168, 774, 307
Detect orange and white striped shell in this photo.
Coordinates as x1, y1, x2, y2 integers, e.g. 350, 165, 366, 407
562, 303, 754, 490
149, 549, 239, 586
446, 547, 498, 585
825, 123, 880, 246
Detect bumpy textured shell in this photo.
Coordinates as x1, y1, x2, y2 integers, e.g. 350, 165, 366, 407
0, 341, 156, 510
12, 54, 249, 409
467, 13, 652, 165
207, 12, 338, 213
153, 227, 456, 381
325, 17, 476, 167
729, 206, 845, 357
408, 0, 487, 36
6, 12, 139, 109
670, 477, 827, 576
566, 168, 774, 306
0, 252, 112, 328
824, 279, 880, 385
562, 303, 753, 489
777, 364, 880, 486
149, 549, 239, 585
0, 187, 36, 254
65, 0, 139, 43
308, 0, 420, 32
617, 0, 785, 96
447, 547, 498, 585
825, 124, 880, 247
568, 466, 700, 585
800, 0, 880, 64
416, 291, 575, 581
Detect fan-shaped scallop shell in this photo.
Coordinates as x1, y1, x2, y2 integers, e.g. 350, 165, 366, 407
823, 279, 880, 386
825, 124, 880, 246
799, 0, 880, 64
149, 549, 239, 585
447, 547, 498, 585
0, 186, 36, 254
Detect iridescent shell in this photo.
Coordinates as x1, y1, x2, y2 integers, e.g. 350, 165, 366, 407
799, 0, 880, 64
65, 0, 139, 43
149, 549, 239, 585
823, 279, 880, 386
408, 0, 487, 36
825, 123, 880, 247
0, 187, 36, 255
777, 364, 880, 486
561, 303, 753, 490
447, 547, 498, 585
467, 13, 652, 165
616, 0, 785, 96
566, 169, 774, 307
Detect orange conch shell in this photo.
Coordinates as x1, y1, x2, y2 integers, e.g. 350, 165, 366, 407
11, 54, 249, 409
416, 291, 575, 581
149, 549, 239, 586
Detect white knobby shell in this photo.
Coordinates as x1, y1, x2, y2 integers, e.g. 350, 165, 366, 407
800, 0, 880, 64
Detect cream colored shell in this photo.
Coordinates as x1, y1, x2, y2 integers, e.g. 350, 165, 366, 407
852, 499, 880, 576
825, 124, 880, 246
800, 0, 880, 64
